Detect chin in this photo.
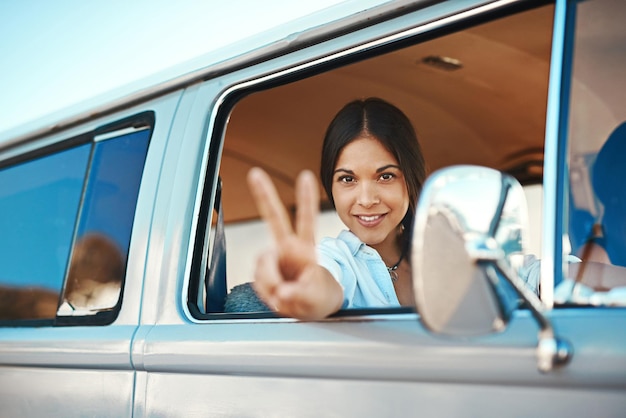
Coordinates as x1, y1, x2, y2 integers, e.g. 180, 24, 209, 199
354, 231, 386, 247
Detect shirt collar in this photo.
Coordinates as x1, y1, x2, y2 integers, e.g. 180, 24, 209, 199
337, 230, 366, 256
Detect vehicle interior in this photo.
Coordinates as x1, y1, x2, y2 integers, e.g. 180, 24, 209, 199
214, 3, 554, 299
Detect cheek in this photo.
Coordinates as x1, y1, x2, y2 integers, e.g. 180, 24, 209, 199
387, 183, 410, 210
331, 185, 348, 209
401, 187, 410, 211
396, 196, 410, 218
331, 186, 354, 221
394, 188, 411, 221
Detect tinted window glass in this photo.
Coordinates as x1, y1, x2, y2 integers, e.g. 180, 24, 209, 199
0, 145, 90, 320
64, 128, 150, 312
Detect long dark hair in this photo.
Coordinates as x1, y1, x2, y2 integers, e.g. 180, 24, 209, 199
320, 97, 426, 254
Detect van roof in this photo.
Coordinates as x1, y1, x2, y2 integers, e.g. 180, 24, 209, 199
0, 0, 431, 147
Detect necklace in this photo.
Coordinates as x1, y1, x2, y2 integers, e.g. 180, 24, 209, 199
386, 252, 404, 282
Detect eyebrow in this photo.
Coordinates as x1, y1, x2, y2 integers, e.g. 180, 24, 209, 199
333, 164, 401, 175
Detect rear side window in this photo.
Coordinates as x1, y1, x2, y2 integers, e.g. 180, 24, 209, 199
0, 113, 153, 325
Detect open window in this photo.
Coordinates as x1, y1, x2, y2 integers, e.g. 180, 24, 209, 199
189, 3, 555, 318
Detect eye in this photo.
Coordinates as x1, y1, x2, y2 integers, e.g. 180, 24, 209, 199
337, 175, 354, 184
379, 172, 395, 181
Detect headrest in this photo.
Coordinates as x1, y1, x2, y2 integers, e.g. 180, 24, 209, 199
592, 122, 626, 205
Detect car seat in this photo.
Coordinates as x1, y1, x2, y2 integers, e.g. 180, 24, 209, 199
206, 179, 227, 313
590, 121, 626, 267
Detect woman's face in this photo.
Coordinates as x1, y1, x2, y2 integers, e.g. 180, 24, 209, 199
331, 136, 409, 250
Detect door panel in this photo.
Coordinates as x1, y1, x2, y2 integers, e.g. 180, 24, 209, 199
143, 373, 625, 418
138, 311, 626, 417
1, 367, 134, 418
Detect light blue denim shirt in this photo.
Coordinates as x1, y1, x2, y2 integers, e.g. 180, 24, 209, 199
317, 230, 400, 309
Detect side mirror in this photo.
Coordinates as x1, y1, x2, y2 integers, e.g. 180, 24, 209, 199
411, 165, 572, 372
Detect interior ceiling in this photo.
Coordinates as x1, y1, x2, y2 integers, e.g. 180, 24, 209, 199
221, 4, 554, 223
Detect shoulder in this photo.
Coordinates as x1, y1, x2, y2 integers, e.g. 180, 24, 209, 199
318, 230, 362, 257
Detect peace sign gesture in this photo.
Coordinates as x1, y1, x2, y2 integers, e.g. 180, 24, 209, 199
247, 167, 343, 320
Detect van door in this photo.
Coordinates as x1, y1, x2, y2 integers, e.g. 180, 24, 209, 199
136, 0, 626, 417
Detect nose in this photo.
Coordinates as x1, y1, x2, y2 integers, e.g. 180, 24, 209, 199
356, 181, 380, 208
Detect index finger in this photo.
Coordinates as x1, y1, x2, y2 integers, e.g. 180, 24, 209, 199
247, 167, 293, 242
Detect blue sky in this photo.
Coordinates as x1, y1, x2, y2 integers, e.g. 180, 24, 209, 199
0, 0, 351, 137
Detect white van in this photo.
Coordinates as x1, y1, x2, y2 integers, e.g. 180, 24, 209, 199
1, 0, 625, 416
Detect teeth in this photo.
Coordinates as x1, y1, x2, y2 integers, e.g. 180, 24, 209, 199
359, 215, 380, 222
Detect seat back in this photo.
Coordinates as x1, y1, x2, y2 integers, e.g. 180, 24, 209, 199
205, 179, 228, 313
591, 122, 626, 267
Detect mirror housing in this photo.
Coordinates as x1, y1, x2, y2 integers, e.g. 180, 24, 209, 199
412, 165, 572, 372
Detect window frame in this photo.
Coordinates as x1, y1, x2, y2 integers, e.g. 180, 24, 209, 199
552, 0, 626, 308
185, 0, 555, 321
0, 111, 155, 327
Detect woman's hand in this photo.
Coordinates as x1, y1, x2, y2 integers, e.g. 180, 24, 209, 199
247, 167, 343, 320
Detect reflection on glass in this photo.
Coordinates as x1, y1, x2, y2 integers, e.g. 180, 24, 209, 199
62, 128, 151, 312
0, 286, 59, 320
65, 233, 124, 309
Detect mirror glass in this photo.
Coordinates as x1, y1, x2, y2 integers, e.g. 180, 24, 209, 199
412, 165, 529, 336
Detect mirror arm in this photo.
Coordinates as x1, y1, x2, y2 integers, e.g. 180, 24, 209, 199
487, 179, 511, 237
493, 260, 573, 373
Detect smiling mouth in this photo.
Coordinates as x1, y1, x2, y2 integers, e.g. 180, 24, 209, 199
355, 214, 386, 227
359, 215, 381, 222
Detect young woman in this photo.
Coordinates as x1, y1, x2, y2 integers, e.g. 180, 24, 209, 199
247, 98, 426, 320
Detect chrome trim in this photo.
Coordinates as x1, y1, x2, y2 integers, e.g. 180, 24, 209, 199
94, 126, 150, 142
178, 312, 420, 325
181, 0, 526, 322
541, 0, 568, 308
493, 260, 573, 372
